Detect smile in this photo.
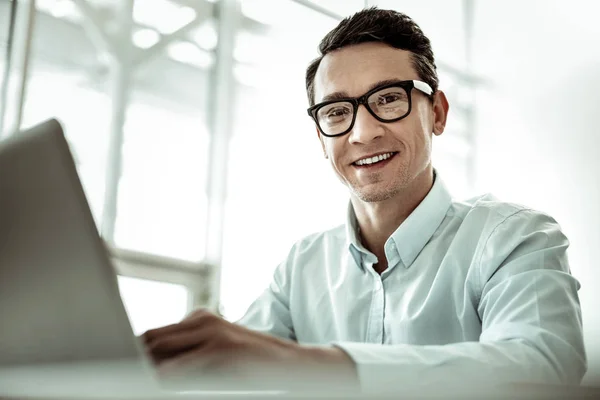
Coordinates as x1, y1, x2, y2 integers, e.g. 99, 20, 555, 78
353, 152, 398, 166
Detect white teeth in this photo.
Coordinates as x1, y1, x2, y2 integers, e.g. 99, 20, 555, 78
355, 152, 395, 166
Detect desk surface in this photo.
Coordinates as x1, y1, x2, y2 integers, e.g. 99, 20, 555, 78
1, 362, 599, 400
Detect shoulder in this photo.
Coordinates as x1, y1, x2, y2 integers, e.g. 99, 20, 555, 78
450, 192, 528, 221
449, 193, 563, 238
444, 194, 568, 276
452, 195, 570, 286
287, 224, 347, 257
271, 224, 346, 282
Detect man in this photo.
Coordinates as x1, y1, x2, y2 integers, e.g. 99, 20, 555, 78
143, 8, 586, 393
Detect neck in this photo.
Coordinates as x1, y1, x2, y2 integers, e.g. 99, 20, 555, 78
351, 166, 434, 269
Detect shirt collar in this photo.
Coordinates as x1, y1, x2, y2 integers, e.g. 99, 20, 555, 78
346, 170, 453, 270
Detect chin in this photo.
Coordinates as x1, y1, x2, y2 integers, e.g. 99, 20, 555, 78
352, 186, 401, 203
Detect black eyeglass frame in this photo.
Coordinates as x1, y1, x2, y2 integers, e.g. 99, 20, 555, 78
307, 79, 434, 138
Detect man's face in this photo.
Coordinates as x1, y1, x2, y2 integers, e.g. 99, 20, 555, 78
313, 42, 448, 203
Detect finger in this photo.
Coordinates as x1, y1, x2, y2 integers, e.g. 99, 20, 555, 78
146, 327, 212, 361
182, 308, 211, 321
142, 309, 216, 343
143, 319, 201, 341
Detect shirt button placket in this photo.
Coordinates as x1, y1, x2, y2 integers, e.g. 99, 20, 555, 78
367, 274, 385, 344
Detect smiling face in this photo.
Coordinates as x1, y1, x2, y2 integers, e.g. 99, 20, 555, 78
313, 42, 448, 203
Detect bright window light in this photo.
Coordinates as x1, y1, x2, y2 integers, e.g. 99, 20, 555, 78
50, 0, 76, 19
220, 1, 345, 322
133, 0, 197, 35
240, 0, 275, 25
114, 101, 210, 262
117, 276, 189, 335
35, 0, 60, 13
241, 0, 363, 25
132, 28, 160, 49
312, 0, 366, 16
21, 70, 111, 225
191, 21, 218, 51
233, 63, 268, 88
36, 0, 80, 22
167, 40, 214, 68
234, 30, 273, 65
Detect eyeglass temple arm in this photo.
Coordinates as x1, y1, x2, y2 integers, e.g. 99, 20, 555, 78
413, 80, 434, 96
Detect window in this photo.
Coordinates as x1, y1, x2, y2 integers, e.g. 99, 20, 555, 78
5, 0, 479, 327
21, 8, 111, 223
20, 0, 213, 326
117, 276, 189, 335
220, 0, 359, 321
0, 0, 11, 87
113, 89, 210, 262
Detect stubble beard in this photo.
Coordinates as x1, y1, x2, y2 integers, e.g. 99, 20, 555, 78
349, 169, 410, 203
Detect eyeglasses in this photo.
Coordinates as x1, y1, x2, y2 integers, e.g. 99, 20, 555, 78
307, 80, 433, 137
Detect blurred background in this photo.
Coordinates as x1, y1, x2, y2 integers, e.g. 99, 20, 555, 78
1, 0, 598, 384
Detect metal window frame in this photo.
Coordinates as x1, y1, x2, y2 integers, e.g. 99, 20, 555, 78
109, 246, 211, 310
0, 0, 36, 139
0, 0, 19, 137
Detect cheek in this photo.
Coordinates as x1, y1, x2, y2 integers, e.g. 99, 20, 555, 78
407, 115, 432, 150
325, 140, 341, 160
327, 142, 350, 176
412, 133, 432, 164
415, 100, 433, 125
331, 149, 345, 170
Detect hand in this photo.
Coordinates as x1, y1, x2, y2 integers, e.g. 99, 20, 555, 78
141, 309, 357, 390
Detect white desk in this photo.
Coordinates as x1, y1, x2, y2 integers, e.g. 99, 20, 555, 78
2, 362, 599, 400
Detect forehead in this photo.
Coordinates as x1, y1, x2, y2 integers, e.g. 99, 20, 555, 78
314, 42, 418, 102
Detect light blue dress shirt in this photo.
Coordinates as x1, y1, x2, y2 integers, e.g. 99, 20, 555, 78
237, 172, 586, 392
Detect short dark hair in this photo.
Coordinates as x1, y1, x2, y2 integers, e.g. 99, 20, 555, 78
305, 7, 438, 106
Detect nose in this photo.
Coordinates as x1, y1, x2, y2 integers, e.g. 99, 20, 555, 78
348, 104, 384, 144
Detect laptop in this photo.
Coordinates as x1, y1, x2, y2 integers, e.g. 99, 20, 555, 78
0, 119, 285, 398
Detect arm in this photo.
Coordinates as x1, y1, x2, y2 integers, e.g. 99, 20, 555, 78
234, 255, 295, 341
334, 210, 587, 393
142, 242, 357, 390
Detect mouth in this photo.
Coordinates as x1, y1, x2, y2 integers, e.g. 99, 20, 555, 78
352, 152, 398, 169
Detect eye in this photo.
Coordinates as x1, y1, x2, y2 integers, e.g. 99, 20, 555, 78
377, 92, 405, 105
329, 107, 350, 116
322, 105, 352, 120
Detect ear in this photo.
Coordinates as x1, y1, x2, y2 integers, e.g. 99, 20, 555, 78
317, 127, 328, 159
432, 90, 450, 136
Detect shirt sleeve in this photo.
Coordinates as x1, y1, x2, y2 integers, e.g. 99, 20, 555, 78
334, 209, 587, 393
234, 246, 296, 341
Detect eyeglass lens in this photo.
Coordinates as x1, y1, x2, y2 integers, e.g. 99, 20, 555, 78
316, 85, 410, 136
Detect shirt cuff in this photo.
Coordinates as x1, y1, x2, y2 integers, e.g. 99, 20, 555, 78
333, 342, 410, 394
332, 341, 484, 395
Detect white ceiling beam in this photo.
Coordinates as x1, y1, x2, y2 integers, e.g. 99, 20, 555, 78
132, 14, 209, 67
72, 0, 115, 57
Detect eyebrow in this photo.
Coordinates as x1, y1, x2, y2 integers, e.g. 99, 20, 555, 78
320, 79, 407, 103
